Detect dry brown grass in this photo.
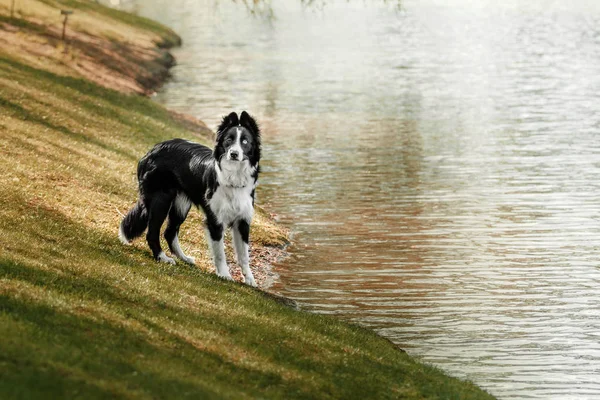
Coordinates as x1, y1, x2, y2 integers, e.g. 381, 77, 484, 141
0, 0, 179, 94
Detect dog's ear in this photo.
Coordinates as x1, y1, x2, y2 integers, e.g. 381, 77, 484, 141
240, 111, 260, 139
217, 112, 239, 138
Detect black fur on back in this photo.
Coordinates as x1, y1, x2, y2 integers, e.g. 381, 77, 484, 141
137, 139, 218, 210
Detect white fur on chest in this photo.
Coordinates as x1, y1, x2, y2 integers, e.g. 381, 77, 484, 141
209, 160, 257, 225
209, 185, 254, 226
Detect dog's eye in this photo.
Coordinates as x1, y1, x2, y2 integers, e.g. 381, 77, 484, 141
242, 139, 248, 145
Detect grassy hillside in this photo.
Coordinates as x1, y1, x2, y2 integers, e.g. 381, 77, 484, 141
0, 0, 179, 93
0, 1, 495, 399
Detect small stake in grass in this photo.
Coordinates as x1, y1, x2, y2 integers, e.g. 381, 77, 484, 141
10, 0, 15, 18
61, 10, 73, 51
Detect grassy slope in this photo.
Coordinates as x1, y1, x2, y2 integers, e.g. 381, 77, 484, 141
0, 0, 180, 93
0, 3, 494, 400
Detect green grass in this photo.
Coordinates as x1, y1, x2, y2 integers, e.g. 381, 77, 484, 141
0, 6, 495, 399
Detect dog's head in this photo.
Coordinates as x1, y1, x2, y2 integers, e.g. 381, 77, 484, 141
214, 111, 261, 167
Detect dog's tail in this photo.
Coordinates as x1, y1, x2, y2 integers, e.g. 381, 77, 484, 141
119, 200, 148, 245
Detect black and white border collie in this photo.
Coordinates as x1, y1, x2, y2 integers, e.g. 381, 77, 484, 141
119, 111, 261, 287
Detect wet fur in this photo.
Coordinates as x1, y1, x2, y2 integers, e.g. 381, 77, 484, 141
119, 111, 261, 286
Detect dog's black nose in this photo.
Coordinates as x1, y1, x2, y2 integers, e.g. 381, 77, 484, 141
230, 150, 239, 160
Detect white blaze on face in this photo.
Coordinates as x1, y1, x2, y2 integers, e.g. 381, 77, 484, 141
216, 126, 255, 188
227, 128, 244, 161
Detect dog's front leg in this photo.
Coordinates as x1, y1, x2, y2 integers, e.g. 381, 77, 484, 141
233, 219, 256, 287
206, 222, 232, 281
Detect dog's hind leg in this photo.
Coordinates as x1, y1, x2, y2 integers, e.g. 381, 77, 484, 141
146, 191, 176, 264
233, 219, 256, 287
164, 194, 195, 265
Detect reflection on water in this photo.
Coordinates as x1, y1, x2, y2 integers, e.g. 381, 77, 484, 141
120, 0, 600, 398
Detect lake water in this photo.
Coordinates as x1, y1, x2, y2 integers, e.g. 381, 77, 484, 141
118, 0, 600, 397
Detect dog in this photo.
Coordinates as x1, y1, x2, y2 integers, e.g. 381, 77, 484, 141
118, 111, 261, 287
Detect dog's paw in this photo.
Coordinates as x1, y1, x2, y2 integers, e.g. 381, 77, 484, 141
185, 256, 196, 265
179, 255, 196, 265
244, 274, 257, 287
216, 272, 234, 281
157, 252, 176, 265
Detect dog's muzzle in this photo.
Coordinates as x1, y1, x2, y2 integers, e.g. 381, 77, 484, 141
228, 149, 240, 161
